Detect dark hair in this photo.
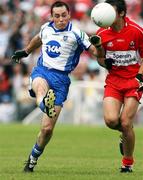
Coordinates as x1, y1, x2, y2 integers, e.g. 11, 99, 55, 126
51, 1, 70, 15
105, 0, 127, 17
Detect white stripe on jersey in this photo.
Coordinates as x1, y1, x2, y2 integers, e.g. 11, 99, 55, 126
106, 50, 140, 66
129, 24, 143, 34
38, 21, 91, 72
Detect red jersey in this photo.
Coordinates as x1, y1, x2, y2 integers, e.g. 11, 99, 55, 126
96, 17, 143, 78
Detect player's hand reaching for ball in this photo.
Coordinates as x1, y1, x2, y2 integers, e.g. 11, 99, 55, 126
11, 50, 29, 63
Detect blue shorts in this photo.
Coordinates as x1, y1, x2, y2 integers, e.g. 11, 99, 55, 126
29, 66, 71, 106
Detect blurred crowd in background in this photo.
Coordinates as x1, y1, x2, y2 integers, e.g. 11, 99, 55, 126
0, 0, 142, 123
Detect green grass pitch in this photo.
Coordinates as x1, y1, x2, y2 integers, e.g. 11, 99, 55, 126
0, 123, 143, 180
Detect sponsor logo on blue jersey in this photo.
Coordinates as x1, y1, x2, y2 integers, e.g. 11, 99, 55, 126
46, 40, 61, 58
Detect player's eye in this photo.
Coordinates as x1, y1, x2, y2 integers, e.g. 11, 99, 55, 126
61, 13, 67, 18
54, 14, 60, 18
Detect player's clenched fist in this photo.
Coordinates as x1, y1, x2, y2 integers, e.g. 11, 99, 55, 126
89, 35, 101, 48
11, 50, 29, 63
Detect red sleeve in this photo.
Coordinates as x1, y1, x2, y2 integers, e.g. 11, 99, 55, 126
138, 30, 143, 58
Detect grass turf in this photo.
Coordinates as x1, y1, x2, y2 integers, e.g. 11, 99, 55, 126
0, 123, 143, 180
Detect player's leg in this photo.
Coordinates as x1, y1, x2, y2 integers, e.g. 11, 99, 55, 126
24, 77, 56, 172
37, 106, 61, 147
103, 97, 122, 130
24, 105, 62, 172
120, 97, 139, 172
24, 71, 70, 172
30, 77, 56, 118
32, 77, 49, 106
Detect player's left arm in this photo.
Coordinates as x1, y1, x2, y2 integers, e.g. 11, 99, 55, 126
135, 29, 143, 91
136, 58, 143, 91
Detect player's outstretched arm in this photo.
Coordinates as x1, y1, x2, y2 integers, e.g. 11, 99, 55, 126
11, 34, 42, 63
89, 35, 114, 70
89, 35, 107, 67
88, 35, 106, 68
88, 44, 105, 67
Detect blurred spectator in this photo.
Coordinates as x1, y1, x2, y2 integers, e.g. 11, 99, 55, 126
0, 66, 12, 102
33, 0, 55, 22
86, 59, 101, 81
12, 63, 36, 120
0, 94, 17, 123
71, 52, 89, 81
126, 0, 142, 25
0, 19, 10, 61
72, 10, 98, 36
0, 65, 16, 123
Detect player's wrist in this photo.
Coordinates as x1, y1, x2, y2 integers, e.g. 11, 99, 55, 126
104, 58, 114, 70
95, 44, 102, 48
20, 50, 29, 57
136, 73, 143, 82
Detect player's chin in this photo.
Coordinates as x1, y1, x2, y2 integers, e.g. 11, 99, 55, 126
58, 24, 67, 30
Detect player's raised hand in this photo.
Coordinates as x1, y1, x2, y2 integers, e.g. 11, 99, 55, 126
89, 35, 101, 48
136, 73, 143, 91
11, 50, 29, 63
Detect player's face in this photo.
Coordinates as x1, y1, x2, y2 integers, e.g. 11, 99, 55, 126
52, 6, 70, 30
111, 6, 125, 28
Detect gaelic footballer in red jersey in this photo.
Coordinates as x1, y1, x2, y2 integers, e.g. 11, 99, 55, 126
97, 17, 143, 79
95, 0, 143, 173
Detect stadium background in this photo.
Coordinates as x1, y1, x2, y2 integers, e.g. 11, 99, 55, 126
0, 0, 143, 124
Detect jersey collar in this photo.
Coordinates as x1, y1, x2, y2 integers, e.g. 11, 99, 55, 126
48, 21, 72, 32
107, 17, 128, 32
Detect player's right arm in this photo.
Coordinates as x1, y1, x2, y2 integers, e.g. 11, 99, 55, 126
11, 34, 42, 63
25, 34, 42, 54
89, 35, 114, 70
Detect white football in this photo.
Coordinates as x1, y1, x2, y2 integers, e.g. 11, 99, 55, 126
91, 2, 116, 28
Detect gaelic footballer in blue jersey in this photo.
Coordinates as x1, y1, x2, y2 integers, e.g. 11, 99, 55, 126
12, 1, 105, 172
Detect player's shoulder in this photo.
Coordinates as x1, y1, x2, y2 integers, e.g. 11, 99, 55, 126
96, 27, 109, 36
126, 17, 143, 33
40, 22, 50, 30
71, 22, 88, 39
71, 23, 81, 33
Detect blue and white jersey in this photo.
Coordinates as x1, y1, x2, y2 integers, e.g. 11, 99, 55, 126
38, 21, 91, 73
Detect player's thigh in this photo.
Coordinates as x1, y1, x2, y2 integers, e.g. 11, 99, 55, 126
103, 97, 122, 122
120, 97, 139, 124
41, 105, 62, 129
32, 77, 49, 95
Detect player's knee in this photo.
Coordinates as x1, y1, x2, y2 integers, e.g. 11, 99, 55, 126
41, 126, 53, 138
120, 116, 132, 132
121, 121, 131, 132
104, 116, 119, 129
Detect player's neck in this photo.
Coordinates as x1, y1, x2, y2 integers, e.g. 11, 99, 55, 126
111, 18, 125, 32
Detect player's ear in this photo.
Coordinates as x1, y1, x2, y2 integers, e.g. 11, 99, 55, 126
68, 12, 71, 19
50, 15, 54, 21
120, 11, 125, 17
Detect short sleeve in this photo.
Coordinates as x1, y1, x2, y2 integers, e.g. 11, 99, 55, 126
138, 30, 143, 58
